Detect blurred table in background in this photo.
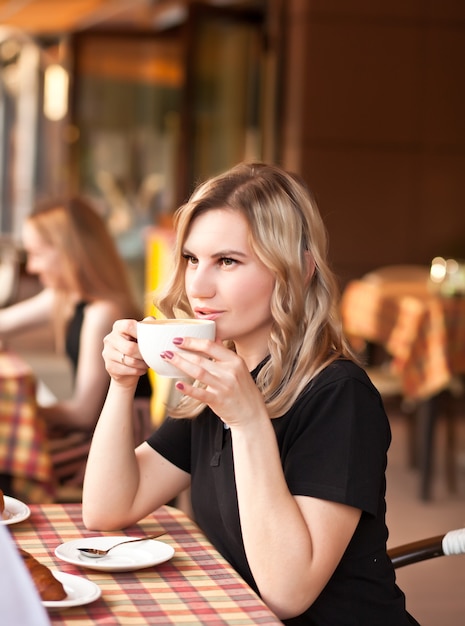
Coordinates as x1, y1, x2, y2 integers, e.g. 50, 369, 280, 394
341, 279, 465, 499
341, 280, 465, 401
0, 350, 55, 502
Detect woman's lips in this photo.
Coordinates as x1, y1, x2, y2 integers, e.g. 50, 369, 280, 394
194, 309, 222, 321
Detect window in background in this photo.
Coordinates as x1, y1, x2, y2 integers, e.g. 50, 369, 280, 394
180, 3, 269, 195
71, 32, 183, 302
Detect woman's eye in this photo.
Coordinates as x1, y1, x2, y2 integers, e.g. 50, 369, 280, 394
220, 257, 236, 267
182, 254, 198, 265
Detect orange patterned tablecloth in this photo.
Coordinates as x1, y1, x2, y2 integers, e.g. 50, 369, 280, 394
0, 351, 55, 502
341, 280, 465, 400
9, 503, 282, 626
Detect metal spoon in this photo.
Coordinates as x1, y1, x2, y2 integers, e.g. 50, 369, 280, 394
77, 532, 167, 558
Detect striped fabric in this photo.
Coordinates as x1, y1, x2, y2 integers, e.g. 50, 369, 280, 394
0, 352, 55, 502
11, 503, 282, 626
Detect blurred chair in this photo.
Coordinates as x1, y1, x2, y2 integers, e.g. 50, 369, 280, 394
0, 236, 20, 308
371, 375, 461, 501
388, 527, 465, 569
358, 264, 461, 497
52, 397, 153, 502
358, 265, 429, 467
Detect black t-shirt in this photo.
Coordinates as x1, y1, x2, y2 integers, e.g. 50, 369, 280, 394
147, 359, 419, 625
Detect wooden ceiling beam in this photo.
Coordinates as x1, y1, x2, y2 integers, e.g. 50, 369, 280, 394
0, 0, 151, 34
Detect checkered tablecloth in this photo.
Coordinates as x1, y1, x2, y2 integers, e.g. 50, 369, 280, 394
341, 280, 465, 400
9, 503, 282, 625
0, 351, 55, 502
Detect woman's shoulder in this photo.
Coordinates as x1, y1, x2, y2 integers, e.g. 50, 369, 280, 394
81, 299, 124, 329
84, 299, 122, 315
325, 357, 369, 379
290, 358, 386, 427
310, 358, 378, 395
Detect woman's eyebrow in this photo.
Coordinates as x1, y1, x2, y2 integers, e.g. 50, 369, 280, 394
212, 249, 247, 259
182, 246, 247, 259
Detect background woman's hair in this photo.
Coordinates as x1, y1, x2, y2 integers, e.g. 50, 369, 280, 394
157, 162, 355, 418
28, 196, 141, 349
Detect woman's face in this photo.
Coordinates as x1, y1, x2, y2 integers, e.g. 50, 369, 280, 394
22, 222, 64, 289
183, 208, 275, 367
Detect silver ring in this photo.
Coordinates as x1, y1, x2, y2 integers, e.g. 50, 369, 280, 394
121, 353, 126, 364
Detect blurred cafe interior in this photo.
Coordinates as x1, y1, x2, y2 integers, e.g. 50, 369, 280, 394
2, 0, 465, 292
1, 1, 465, 624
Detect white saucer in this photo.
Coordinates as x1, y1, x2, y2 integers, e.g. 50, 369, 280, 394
43, 571, 101, 609
55, 536, 175, 572
0, 495, 31, 525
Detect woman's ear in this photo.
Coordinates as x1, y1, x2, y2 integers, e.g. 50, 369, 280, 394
304, 251, 316, 284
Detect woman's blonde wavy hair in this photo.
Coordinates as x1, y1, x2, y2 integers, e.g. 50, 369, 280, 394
157, 162, 354, 419
27, 197, 141, 352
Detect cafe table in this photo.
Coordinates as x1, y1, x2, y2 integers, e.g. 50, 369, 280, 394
0, 350, 55, 503
340, 280, 465, 400
340, 279, 465, 499
9, 502, 283, 625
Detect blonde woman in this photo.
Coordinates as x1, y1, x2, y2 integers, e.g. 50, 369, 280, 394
0, 197, 151, 442
83, 164, 418, 625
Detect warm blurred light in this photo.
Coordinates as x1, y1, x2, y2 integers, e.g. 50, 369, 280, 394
446, 258, 459, 275
0, 37, 20, 63
153, 4, 187, 29
43, 63, 68, 121
430, 256, 447, 283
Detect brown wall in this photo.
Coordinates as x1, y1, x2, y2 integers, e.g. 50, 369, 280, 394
280, 0, 465, 286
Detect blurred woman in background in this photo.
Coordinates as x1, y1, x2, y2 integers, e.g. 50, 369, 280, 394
0, 197, 151, 495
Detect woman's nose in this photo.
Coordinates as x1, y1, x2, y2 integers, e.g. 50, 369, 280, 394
187, 267, 215, 298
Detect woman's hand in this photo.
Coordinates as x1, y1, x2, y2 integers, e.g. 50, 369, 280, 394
102, 318, 149, 388
161, 337, 267, 427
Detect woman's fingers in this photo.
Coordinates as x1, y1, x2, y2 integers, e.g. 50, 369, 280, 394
169, 335, 231, 362
160, 336, 229, 379
160, 338, 264, 425
102, 319, 148, 379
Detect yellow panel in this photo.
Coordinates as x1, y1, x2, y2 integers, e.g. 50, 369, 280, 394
144, 227, 176, 425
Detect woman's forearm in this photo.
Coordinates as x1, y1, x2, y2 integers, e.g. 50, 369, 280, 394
233, 416, 360, 619
231, 417, 317, 617
38, 398, 100, 431
0, 289, 53, 337
82, 380, 141, 529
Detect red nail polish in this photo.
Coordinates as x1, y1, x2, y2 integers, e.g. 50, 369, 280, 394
172, 337, 183, 345
161, 350, 174, 359
175, 381, 185, 391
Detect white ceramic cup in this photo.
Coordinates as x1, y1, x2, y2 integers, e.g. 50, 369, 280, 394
137, 318, 216, 377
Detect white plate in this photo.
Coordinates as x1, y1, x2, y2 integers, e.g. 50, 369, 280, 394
43, 571, 101, 609
55, 536, 175, 572
0, 495, 31, 525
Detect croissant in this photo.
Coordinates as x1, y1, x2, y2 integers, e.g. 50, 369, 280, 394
18, 549, 67, 601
